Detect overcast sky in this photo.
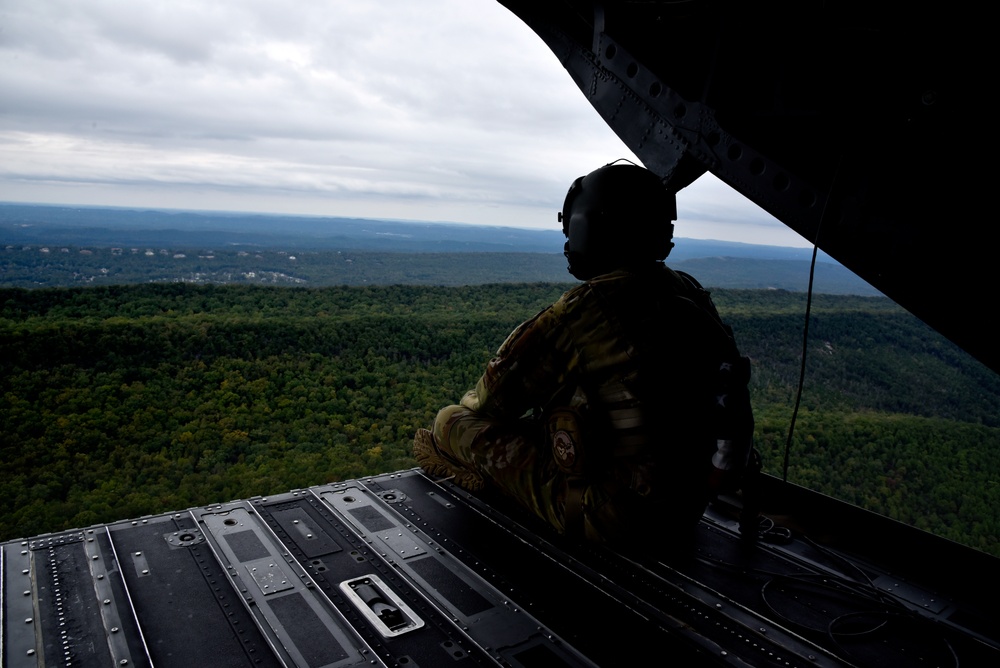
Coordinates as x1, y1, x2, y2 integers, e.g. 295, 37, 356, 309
0, 0, 810, 247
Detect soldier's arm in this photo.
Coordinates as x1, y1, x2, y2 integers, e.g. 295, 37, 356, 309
464, 302, 573, 419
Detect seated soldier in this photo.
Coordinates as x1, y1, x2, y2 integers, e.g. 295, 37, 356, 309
414, 163, 753, 544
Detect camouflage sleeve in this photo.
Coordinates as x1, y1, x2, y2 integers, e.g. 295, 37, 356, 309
463, 294, 578, 419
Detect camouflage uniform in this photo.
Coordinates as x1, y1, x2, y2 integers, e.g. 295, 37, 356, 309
432, 263, 752, 543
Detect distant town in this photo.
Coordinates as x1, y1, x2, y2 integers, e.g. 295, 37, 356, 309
1, 203, 877, 293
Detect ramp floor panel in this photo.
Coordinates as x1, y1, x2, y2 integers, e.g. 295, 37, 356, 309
4, 468, 999, 668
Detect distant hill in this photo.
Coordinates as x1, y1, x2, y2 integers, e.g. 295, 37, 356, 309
1, 203, 568, 252
0, 202, 876, 294
672, 256, 878, 295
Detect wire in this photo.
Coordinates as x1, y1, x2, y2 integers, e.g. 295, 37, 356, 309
828, 611, 959, 668
782, 243, 819, 482
781, 158, 844, 482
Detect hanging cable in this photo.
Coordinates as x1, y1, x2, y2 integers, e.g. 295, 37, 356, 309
782, 243, 819, 482
781, 158, 843, 482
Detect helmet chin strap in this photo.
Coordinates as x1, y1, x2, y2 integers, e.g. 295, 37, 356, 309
563, 242, 603, 280
563, 247, 593, 280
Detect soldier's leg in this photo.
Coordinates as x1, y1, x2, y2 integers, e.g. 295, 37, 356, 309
432, 406, 568, 534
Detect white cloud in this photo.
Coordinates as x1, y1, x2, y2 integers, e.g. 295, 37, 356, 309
0, 0, 806, 245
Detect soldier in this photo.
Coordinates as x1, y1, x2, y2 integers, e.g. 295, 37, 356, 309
414, 163, 753, 544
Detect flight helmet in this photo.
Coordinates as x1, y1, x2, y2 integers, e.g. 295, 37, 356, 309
558, 163, 676, 280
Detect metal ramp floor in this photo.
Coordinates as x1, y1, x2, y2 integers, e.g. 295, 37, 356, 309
4, 469, 998, 667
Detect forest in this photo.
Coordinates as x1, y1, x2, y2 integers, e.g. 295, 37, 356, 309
2, 283, 998, 556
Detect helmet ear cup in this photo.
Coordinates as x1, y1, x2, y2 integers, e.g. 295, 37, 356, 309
564, 209, 602, 279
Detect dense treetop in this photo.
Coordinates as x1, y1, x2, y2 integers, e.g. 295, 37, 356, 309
2, 283, 997, 556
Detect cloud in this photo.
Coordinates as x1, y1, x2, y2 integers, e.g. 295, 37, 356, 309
0, 0, 805, 244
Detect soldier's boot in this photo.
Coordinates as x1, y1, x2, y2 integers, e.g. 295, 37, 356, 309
413, 428, 485, 492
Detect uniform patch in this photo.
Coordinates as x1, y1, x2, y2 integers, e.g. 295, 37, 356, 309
552, 430, 577, 469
